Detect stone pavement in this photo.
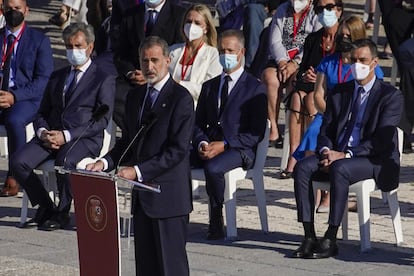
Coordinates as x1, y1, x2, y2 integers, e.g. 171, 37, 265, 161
1, 0, 414, 275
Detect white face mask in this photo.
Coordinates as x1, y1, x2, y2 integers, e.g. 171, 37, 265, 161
350, 62, 372, 81
318, 9, 338, 28
66, 48, 88, 66
292, 0, 309, 13
184, 23, 204, 41
0, 15, 5, 29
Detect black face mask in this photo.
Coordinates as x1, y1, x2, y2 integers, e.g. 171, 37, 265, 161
335, 34, 353, 53
4, 9, 25, 28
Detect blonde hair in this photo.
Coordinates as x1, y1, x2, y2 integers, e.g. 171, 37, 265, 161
339, 15, 367, 41
182, 4, 217, 47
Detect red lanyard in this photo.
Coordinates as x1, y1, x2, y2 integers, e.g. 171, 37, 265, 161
338, 56, 351, 84
181, 42, 203, 81
1, 23, 26, 69
292, 7, 309, 41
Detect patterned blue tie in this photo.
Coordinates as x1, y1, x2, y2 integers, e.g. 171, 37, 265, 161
338, 86, 363, 151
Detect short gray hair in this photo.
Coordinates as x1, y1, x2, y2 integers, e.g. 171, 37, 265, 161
139, 36, 169, 58
62, 23, 95, 44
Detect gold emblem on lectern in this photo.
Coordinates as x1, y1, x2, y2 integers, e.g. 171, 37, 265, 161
85, 195, 107, 232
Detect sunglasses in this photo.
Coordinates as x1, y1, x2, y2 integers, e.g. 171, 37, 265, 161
314, 3, 337, 14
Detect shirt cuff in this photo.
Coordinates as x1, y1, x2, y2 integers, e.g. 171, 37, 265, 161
100, 158, 109, 171
134, 165, 143, 182
63, 130, 71, 142
319, 146, 330, 155
37, 127, 47, 138
198, 141, 208, 151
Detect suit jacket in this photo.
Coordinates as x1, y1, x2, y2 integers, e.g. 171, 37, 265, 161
105, 77, 195, 219
169, 43, 222, 105
34, 62, 116, 156
318, 79, 403, 191
0, 26, 53, 104
193, 71, 268, 169
113, 1, 185, 77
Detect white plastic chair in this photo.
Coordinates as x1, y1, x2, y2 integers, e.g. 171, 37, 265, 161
312, 128, 404, 252
0, 123, 35, 157
191, 120, 270, 239
19, 119, 116, 226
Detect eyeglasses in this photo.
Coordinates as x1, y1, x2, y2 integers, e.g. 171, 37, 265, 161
314, 3, 337, 14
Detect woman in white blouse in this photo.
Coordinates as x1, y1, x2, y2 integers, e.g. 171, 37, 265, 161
169, 4, 222, 107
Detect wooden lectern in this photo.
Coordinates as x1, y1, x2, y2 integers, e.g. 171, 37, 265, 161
70, 170, 160, 276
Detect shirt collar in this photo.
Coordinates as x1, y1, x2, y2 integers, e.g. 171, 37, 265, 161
146, 1, 165, 13
71, 58, 92, 73
147, 73, 170, 92
6, 25, 23, 38
355, 75, 376, 93
221, 66, 244, 83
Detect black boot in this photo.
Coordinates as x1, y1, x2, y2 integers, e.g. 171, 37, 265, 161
207, 206, 225, 240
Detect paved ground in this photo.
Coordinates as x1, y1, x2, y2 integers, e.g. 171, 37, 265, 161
1, 0, 414, 275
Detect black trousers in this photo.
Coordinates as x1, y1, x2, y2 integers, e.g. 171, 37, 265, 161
11, 138, 94, 214
133, 201, 189, 276
293, 155, 376, 226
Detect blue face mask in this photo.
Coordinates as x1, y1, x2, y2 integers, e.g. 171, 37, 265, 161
146, 0, 162, 7
318, 9, 338, 28
219, 54, 239, 71
66, 49, 88, 66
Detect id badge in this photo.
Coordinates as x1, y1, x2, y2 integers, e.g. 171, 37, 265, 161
287, 47, 299, 60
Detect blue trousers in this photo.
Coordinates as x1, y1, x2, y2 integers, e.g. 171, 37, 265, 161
293, 155, 376, 226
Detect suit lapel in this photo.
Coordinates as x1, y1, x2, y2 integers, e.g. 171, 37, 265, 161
209, 76, 221, 117
66, 63, 96, 106
152, 1, 171, 34
360, 79, 382, 134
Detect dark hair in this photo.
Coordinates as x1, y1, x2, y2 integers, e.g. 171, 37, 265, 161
139, 36, 169, 57
62, 23, 95, 44
218, 29, 245, 49
351, 38, 378, 58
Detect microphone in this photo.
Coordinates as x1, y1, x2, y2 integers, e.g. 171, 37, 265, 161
115, 112, 158, 174
57, 104, 110, 174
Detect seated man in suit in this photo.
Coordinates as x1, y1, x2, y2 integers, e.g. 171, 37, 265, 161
112, 0, 185, 132
86, 36, 194, 276
292, 39, 403, 259
0, 0, 53, 197
11, 23, 115, 231
192, 30, 268, 240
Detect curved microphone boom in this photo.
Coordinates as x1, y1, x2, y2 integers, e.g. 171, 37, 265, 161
115, 112, 158, 174
57, 104, 110, 173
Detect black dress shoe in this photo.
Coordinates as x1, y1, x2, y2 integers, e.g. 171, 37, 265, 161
207, 207, 225, 240
38, 213, 70, 231
310, 237, 338, 259
292, 237, 317, 258
20, 206, 54, 228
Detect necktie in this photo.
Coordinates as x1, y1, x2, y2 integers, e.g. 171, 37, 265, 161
140, 86, 157, 125
1, 34, 15, 91
220, 75, 231, 115
338, 86, 363, 151
146, 10, 157, 36
65, 69, 81, 103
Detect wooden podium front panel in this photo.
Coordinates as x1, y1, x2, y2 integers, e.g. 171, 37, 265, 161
71, 173, 121, 276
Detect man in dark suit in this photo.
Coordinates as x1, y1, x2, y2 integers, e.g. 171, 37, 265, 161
112, 0, 185, 133
11, 23, 115, 231
292, 39, 403, 259
193, 30, 267, 240
86, 36, 194, 276
0, 0, 53, 197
